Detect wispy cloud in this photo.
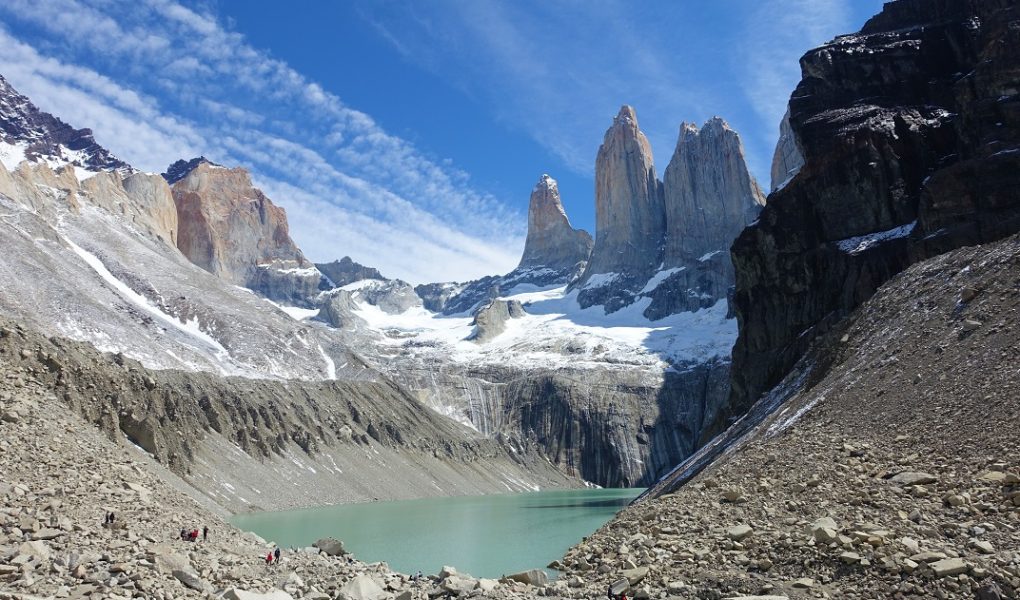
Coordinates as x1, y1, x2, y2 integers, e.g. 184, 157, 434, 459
0, 0, 524, 283
358, 1, 708, 176
735, 0, 877, 185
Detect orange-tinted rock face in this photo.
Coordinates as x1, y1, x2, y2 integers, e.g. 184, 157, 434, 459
166, 159, 320, 304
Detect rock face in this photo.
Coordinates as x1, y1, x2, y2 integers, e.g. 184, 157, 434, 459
769, 108, 804, 191
580, 105, 665, 282
518, 174, 592, 271
728, 0, 1020, 421
662, 118, 765, 266
316, 256, 385, 288
575, 109, 764, 317
0, 75, 129, 172
166, 158, 321, 305
468, 299, 525, 344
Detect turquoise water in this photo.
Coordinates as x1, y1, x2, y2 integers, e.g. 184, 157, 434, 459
230, 488, 641, 578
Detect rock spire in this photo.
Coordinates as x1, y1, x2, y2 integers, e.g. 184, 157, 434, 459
581, 105, 665, 280
518, 174, 593, 271
662, 117, 765, 266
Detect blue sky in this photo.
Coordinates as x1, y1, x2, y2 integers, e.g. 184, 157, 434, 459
0, 0, 884, 283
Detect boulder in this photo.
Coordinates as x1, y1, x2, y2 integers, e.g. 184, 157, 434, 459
622, 566, 649, 585
223, 590, 296, 600
504, 568, 549, 586
890, 472, 937, 486
312, 537, 347, 556
337, 574, 386, 600
726, 525, 753, 541
930, 557, 969, 578
172, 568, 210, 593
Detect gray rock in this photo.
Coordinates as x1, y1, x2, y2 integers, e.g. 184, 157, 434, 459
770, 107, 804, 191
171, 568, 209, 593
580, 105, 665, 284
518, 174, 592, 271
662, 117, 764, 267
312, 537, 347, 556
930, 557, 969, 578
337, 574, 386, 600
890, 472, 937, 486
223, 589, 296, 600
727, 525, 753, 541
504, 568, 549, 586
468, 299, 525, 343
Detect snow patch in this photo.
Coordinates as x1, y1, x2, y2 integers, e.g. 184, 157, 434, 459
582, 272, 620, 290
640, 267, 684, 294
835, 221, 916, 255
63, 236, 232, 361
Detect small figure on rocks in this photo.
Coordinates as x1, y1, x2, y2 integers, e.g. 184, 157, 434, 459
202, 525, 208, 540
265, 551, 273, 565
274, 547, 281, 563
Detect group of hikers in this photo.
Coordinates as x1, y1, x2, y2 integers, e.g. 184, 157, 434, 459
265, 547, 281, 565
179, 526, 209, 542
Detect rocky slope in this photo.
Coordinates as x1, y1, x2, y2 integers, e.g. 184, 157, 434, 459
554, 229, 1020, 600
0, 365, 568, 600
728, 0, 1020, 426
166, 158, 322, 306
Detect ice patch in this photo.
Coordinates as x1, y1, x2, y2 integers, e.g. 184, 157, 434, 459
835, 221, 916, 255
317, 344, 337, 380
698, 250, 723, 262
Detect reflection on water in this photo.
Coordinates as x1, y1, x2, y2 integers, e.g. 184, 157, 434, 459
230, 488, 642, 579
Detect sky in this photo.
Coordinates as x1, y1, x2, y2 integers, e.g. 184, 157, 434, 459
0, 0, 885, 283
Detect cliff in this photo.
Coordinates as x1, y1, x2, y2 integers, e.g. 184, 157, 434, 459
517, 174, 593, 272
166, 158, 321, 305
728, 0, 1020, 420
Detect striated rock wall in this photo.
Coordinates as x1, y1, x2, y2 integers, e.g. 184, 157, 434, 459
728, 0, 1020, 422
769, 108, 805, 191
167, 159, 321, 305
663, 118, 765, 266
518, 174, 592, 271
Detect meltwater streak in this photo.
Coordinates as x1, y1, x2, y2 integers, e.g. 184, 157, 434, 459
230, 488, 641, 578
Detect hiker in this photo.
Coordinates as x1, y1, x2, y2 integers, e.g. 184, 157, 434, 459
274, 547, 281, 563
180, 528, 187, 541
191, 529, 199, 542
202, 526, 208, 541
109, 512, 115, 524
265, 551, 273, 565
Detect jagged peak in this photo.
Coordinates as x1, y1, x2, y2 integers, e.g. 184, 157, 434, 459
161, 156, 222, 185
613, 105, 640, 129
534, 173, 558, 191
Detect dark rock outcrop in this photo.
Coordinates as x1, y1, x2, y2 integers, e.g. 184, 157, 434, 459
728, 0, 1020, 421
316, 256, 386, 288
518, 174, 592, 271
0, 75, 130, 173
167, 159, 321, 305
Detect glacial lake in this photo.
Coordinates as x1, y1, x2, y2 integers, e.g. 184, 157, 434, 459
230, 488, 642, 579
